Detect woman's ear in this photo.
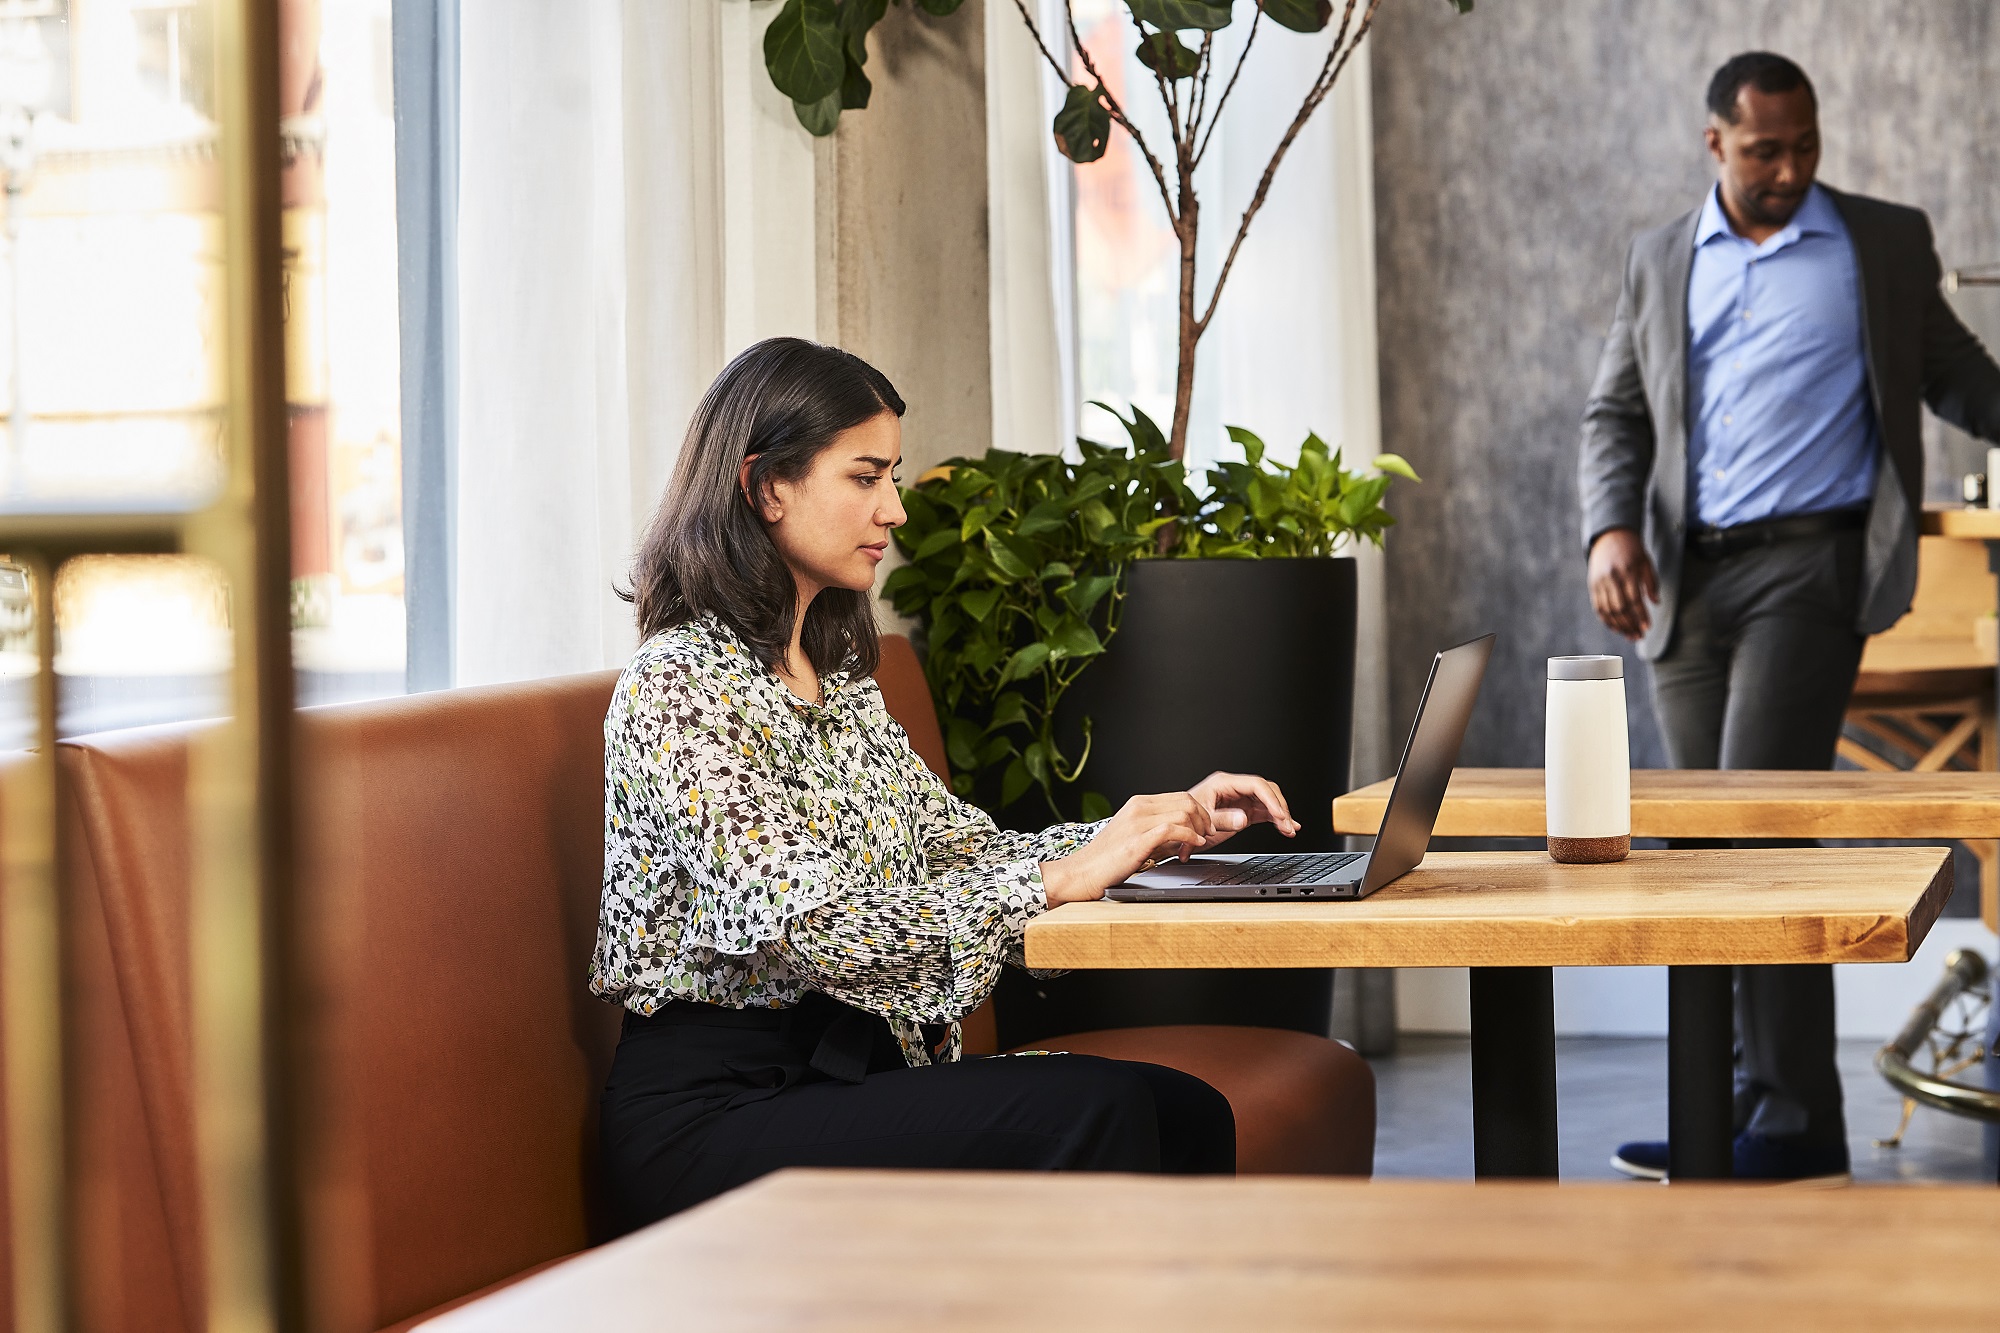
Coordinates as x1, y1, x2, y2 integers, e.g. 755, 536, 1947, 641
739, 456, 780, 522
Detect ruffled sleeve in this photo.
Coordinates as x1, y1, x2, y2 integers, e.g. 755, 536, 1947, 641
622, 654, 851, 955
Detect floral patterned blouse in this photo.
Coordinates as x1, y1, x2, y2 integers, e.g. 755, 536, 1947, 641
589, 616, 1102, 1066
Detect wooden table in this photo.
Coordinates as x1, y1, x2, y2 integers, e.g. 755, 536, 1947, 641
1332, 766, 2000, 840
1026, 849, 1951, 1182
420, 1168, 2000, 1331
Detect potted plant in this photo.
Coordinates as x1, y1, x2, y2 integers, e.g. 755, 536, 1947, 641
770, 0, 1465, 1039
885, 409, 1415, 1044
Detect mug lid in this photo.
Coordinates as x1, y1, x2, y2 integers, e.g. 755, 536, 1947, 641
1548, 654, 1623, 681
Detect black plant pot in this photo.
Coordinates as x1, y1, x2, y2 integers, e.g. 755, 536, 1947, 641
995, 557, 1358, 1048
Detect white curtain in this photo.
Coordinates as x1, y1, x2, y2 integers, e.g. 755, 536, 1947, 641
986, 0, 1077, 458
454, 0, 818, 686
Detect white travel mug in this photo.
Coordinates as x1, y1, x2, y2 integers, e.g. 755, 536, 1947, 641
1546, 655, 1631, 864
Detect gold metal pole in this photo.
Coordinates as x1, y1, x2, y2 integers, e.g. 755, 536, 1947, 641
194, 0, 300, 1328
2, 553, 63, 1333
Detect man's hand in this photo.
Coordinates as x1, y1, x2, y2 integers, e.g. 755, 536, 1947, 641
1587, 528, 1658, 640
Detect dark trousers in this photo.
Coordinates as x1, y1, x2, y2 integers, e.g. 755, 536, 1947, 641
1649, 528, 1865, 1148
599, 995, 1236, 1231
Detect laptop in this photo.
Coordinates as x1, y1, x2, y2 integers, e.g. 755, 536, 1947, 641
1105, 633, 1494, 903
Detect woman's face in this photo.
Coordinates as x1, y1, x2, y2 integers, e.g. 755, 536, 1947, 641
754, 410, 907, 598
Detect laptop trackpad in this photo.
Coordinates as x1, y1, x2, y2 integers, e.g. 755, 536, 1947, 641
1120, 853, 1254, 891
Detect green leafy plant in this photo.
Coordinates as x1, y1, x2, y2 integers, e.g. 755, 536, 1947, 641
882, 408, 1417, 816
763, 0, 1472, 459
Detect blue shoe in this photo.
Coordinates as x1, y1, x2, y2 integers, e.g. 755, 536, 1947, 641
1732, 1133, 1849, 1184
1610, 1140, 1668, 1181
1612, 1135, 1849, 1183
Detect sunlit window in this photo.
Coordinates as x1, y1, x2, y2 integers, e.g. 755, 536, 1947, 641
0, 0, 405, 735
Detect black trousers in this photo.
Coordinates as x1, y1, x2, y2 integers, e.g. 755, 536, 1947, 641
599, 994, 1236, 1231
1649, 528, 1864, 1149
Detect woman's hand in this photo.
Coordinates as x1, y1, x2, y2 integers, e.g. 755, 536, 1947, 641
1038, 773, 1297, 907
1188, 771, 1299, 846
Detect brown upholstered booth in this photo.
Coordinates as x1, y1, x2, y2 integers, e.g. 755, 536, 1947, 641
56, 675, 623, 1333
43, 634, 1371, 1330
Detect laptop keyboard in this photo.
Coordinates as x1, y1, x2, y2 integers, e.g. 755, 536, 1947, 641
1192, 852, 1364, 887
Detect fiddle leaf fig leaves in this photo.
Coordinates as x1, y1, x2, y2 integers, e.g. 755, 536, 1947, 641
1125, 0, 1233, 31
1258, 0, 1333, 33
1053, 83, 1112, 163
764, 0, 844, 106
1135, 30, 1201, 79
792, 89, 843, 135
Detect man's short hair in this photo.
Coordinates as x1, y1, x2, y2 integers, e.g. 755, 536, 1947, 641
1706, 52, 1816, 123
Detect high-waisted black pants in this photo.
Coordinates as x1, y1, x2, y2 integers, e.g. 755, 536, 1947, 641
599, 994, 1236, 1231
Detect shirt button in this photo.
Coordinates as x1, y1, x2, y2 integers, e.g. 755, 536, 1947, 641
1733, 360, 1743, 370
1723, 414, 1733, 425
1713, 469, 1725, 479
1742, 310, 1753, 321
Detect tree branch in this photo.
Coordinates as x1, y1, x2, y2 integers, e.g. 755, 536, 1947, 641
1062, 3, 1178, 224
1191, 32, 1215, 135
1191, 4, 1262, 168
1010, 0, 1074, 88
1195, 0, 1383, 333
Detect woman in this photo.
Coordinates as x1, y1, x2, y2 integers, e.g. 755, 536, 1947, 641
592, 337, 1300, 1229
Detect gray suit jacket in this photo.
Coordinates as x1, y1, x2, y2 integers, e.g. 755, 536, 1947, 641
1578, 185, 2000, 660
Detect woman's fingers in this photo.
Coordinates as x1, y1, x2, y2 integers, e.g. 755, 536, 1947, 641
1191, 772, 1299, 837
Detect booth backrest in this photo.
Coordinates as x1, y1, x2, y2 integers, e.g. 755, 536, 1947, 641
47, 642, 945, 1330
56, 670, 623, 1332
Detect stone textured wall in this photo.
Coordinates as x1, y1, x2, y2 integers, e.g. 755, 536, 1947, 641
1370, 1, 2000, 770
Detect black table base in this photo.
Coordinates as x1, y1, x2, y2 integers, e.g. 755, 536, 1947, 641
1466, 963, 1736, 1181
1469, 966, 1560, 1178
1667, 964, 1735, 1179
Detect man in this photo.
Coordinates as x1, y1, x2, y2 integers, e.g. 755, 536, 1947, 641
1578, 51, 2000, 1182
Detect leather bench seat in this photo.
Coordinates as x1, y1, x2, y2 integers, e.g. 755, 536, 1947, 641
38, 636, 1372, 1333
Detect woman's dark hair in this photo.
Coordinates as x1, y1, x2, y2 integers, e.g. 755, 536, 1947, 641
626, 337, 905, 679
1706, 52, 1815, 123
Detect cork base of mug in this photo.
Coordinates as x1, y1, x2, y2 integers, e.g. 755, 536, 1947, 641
1548, 834, 1630, 864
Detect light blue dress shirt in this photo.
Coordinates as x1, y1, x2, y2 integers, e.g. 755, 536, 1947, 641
1686, 182, 1879, 529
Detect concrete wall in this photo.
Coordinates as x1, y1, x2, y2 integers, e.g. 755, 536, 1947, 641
1370, 0, 2000, 770
822, 0, 994, 479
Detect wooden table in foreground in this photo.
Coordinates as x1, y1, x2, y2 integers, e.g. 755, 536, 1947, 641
421, 1169, 2000, 1332
1027, 848, 1951, 1182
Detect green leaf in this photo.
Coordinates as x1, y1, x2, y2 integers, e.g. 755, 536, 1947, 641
1053, 83, 1111, 164
1374, 452, 1422, 482
1080, 791, 1113, 822
839, 0, 888, 59
999, 641, 1051, 684
915, 0, 967, 12
792, 91, 842, 136
1258, 0, 1332, 32
1001, 757, 1033, 808
1067, 573, 1118, 613
987, 691, 1029, 731
1048, 620, 1105, 660
946, 717, 981, 773
960, 587, 1002, 623
840, 52, 872, 110
985, 532, 1036, 581
1445, 0, 1473, 11
1224, 424, 1267, 469
914, 527, 960, 561
1126, 0, 1233, 31
1022, 741, 1051, 786
1015, 500, 1068, 539
764, 0, 844, 104
1135, 30, 1201, 79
